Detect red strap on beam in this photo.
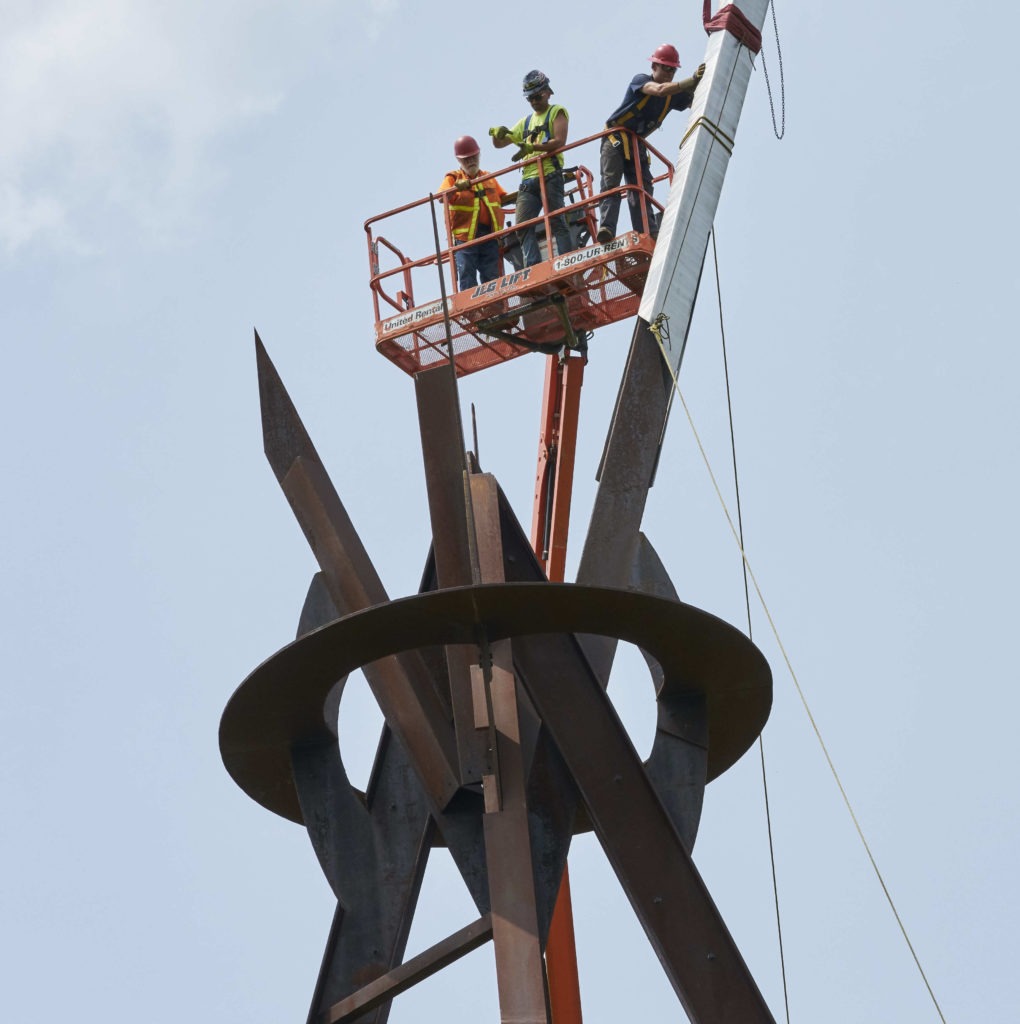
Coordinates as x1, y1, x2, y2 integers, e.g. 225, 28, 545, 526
703, 1, 763, 54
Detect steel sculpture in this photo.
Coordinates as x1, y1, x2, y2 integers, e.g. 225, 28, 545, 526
220, 334, 776, 1023
223, 5, 779, 1018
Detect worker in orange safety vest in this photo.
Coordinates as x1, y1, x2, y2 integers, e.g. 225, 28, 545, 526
437, 135, 509, 290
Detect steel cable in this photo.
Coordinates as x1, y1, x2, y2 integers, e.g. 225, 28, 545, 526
711, 230, 792, 1024
647, 235, 948, 1024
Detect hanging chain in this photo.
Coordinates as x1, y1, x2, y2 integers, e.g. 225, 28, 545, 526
760, 0, 786, 140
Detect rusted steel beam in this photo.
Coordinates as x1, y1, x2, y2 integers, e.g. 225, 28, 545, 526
282, 454, 461, 810
576, 319, 675, 688
415, 364, 488, 787
498, 481, 708, 894
469, 473, 507, 585
320, 915, 494, 1024
491, 483, 579, 944
255, 334, 460, 811
471, 475, 550, 1023
509, 633, 774, 1023
481, 637, 550, 1024
414, 365, 477, 591
252, 337, 492, 1023
256, 329, 321, 482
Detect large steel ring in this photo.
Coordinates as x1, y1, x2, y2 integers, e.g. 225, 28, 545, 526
220, 582, 772, 823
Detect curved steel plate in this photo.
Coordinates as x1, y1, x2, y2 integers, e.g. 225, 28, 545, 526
220, 582, 771, 823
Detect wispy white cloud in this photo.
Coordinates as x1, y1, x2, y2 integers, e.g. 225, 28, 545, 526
0, 1, 404, 256
0, 180, 81, 254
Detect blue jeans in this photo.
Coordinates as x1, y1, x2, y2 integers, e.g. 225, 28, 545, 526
454, 226, 501, 290
515, 171, 573, 266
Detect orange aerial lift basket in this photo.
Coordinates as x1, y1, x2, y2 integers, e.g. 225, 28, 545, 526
365, 129, 674, 377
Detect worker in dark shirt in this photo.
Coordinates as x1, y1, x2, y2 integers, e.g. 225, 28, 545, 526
596, 44, 705, 244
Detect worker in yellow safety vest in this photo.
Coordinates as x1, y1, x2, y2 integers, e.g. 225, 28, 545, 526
489, 70, 575, 267
437, 135, 509, 290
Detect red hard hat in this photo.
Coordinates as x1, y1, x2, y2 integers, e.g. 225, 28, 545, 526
454, 135, 480, 159
649, 43, 681, 68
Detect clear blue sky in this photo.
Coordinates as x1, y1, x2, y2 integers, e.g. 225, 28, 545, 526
3, 2, 1016, 1021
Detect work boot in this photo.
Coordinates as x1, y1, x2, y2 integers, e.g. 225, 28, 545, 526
596, 226, 613, 245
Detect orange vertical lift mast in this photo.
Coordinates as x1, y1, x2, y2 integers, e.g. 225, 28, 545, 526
529, 350, 586, 1024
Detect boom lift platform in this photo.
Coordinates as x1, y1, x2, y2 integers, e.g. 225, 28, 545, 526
365, 129, 674, 377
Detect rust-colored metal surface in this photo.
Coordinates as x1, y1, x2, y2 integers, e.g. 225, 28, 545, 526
255, 335, 461, 812
221, 581, 770, 820
323, 915, 494, 1024
415, 366, 488, 787
472, 470, 549, 1023
223, 336, 778, 1023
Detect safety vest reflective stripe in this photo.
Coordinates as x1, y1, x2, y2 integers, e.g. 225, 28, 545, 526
443, 172, 505, 241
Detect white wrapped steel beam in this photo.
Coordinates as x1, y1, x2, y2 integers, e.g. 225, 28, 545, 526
639, 0, 770, 374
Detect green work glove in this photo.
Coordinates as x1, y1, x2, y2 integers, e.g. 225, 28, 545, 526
489, 125, 511, 140
512, 143, 535, 161
679, 66, 706, 93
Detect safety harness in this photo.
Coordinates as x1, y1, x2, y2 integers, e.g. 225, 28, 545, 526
606, 90, 674, 160
519, 105, 567, 179
444, 171, 505, 241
